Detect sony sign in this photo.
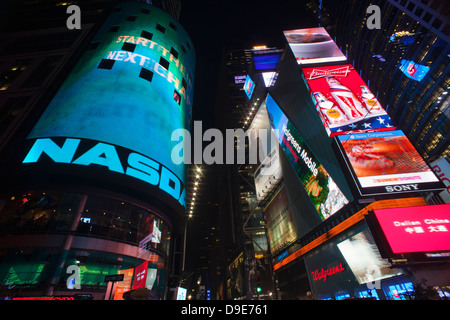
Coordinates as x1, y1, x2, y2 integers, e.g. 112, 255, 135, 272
22, 138, 185, 207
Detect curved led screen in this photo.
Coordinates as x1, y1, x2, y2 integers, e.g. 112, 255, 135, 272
22, 3, 195, 209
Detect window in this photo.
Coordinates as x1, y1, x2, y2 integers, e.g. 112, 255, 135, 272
139, 68, 153, 82
125, 15, 137, 22
98, 59, 115, 70
156, 23, 166, 33
122, 42, 136, 52
140, 30, 153, 40
159, 57, 169, 70
0, 59, 32, 90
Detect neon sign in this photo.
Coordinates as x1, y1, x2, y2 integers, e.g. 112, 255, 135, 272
311, 263, 345, 281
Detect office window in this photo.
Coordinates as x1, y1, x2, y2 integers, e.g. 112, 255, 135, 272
0, 59, 31, 90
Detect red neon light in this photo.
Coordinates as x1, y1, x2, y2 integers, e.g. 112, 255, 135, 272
374, 204, 450, 254
311, 263, 345, 281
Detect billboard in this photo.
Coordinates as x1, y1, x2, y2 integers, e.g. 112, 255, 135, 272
302, 64, 395, 136
431, 157, 450, 203
264, 186, 297, 252
252, 48, 283, 71
399, 59, 430, 81
243, 74, 255, 99
132, 260, 149, 290
373, 204, 450, 254
254, 144, 282, 201
336, 130, 443, 196
284, 27, 346, 65
21, 3, 195, 210
337, 230, 403, 285
265, 94, 348, 220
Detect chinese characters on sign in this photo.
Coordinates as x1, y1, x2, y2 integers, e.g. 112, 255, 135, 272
373, 204, 450, 254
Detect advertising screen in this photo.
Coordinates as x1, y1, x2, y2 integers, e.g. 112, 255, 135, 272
132, 260, 149, 290
21, 3, 195, 210
431, 157, 450, 203
399, 59, 430, 81
302, 64, 395, 136
254, 144, 282, 201
336, 130, 443, 196
113, 268, 134, 300
264, 186, 297, 253
243, 74, 255, 99
265, 94, 348, 220
373, 204, 450, 254
337, 230, 403, 285
283, 27, 346, 65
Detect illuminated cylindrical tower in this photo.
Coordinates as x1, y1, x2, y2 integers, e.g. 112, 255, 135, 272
0, 2, 194, 300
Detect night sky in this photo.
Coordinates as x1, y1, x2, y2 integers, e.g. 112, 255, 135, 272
179, 0, 318, 127
178, 0, 318, 272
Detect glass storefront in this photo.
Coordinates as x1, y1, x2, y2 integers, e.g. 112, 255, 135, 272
0, 190, 171, 299
303, 221, 413, 300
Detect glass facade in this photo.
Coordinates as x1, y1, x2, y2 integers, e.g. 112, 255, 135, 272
0, 191, 170, 299
322, 0, 449, 162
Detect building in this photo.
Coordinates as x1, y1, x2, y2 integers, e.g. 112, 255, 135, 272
314, 0, 449, 162
0, 0, 195, 300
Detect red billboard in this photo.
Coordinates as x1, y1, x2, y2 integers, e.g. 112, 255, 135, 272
132, 260, 148, 290
302, 64, 395, 136
373, 204, 450, 254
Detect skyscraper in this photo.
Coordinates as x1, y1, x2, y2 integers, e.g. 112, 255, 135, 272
0, 1, 195, 300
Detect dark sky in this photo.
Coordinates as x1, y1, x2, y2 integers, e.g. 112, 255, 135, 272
179, 0, 318, 127
177, 0, 318, 272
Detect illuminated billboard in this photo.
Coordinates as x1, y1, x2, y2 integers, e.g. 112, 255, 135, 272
373, 204, 450, 254
399, 59, 430, 82
337, 230, 403, 285
283, 27, 346, 65
21, 3, 195, 210
302, 64, 395, 136
243, 75, 255, 99
254, 144, 282, 201
265, 94, 348, 220
336, 130, 443, 196
264, 186, 297, 254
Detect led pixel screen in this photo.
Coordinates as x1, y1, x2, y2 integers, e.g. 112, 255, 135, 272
22, 3, 195, 209
336, 130, 442, 196
284, 27, 346, 65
